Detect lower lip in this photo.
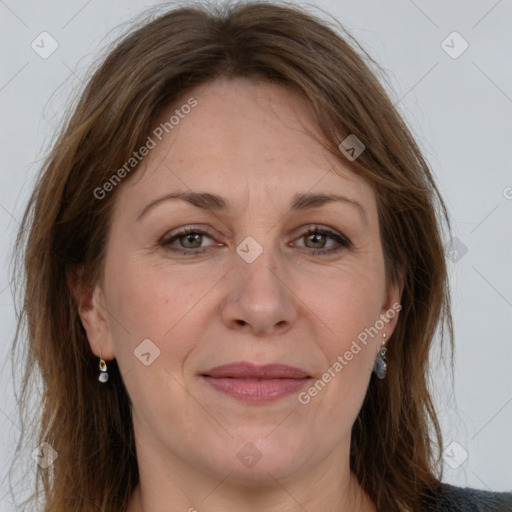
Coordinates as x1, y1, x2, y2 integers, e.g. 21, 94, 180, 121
202, 376, 310, 402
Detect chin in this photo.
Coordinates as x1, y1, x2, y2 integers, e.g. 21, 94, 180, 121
201, 435, 311, 485
217, 458, 303, 487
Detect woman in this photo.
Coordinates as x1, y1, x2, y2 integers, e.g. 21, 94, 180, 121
12, 1, 512, 511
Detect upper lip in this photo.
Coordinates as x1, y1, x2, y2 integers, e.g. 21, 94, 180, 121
201, 362, 310, 379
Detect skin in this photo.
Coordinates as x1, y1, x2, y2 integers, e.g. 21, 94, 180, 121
74, 77, 402, 512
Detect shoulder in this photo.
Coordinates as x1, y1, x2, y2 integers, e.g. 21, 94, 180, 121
422, 482, 512, 511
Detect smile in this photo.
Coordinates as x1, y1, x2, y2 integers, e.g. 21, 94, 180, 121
200, 362, 311, 403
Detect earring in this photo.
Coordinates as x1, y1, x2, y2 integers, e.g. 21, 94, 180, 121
372, 333, 387, 379
98, 351, 109, 383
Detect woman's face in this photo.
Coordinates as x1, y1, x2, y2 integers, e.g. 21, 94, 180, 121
80, 77, 400, 488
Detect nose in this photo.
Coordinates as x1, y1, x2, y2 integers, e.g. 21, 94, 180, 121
220, 247, 298, 337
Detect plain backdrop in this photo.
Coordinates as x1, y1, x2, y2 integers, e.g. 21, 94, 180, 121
1, 0, 511, 509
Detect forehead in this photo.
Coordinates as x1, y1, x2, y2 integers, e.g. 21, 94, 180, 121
117, 77, 376, 218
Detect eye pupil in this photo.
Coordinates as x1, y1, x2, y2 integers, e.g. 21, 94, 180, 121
182, 233, 202, 248
306, 233, 325, 248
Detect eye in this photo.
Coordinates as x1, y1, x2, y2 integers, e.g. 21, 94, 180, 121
160, 226, 218, 254
293, 226, 351, 255
159, 225, 351, 256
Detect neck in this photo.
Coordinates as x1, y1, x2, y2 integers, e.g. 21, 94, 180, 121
126, 415, 376, 512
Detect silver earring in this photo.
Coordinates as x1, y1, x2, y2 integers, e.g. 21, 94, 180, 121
372, 333, 387, 379
98, 351, 109, 383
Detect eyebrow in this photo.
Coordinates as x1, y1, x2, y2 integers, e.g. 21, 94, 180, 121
136, 191, 368, 224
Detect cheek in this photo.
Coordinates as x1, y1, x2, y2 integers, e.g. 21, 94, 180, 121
293, 260, 385, 419
294, 270, 381, 429
106, 248, 189, 331
300, 258, 385, 352
103, 252, 225, 371
102, 258, 212, 435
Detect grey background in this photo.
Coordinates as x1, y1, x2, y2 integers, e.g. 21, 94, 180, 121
1, 0, 511, 509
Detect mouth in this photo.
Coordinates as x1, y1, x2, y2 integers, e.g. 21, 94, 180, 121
200, 362, 311, 403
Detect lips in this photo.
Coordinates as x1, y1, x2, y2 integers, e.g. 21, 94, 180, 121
200, 362, 311, 402
202, 362, 310, 379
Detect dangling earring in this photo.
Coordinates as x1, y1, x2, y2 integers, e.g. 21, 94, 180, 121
98, 350, 109, 383
372, 333, 387, 379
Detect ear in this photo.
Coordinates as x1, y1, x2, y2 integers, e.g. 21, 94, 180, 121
67, 266, 116, 360
379, 271, 405, 337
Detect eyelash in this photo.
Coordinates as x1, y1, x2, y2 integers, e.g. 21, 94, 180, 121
160, 225, 351, 256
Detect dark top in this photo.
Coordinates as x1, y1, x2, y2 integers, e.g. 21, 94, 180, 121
424, 483, 512, 511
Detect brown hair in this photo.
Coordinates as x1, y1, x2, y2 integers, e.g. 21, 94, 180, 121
12, 1, 453, 510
